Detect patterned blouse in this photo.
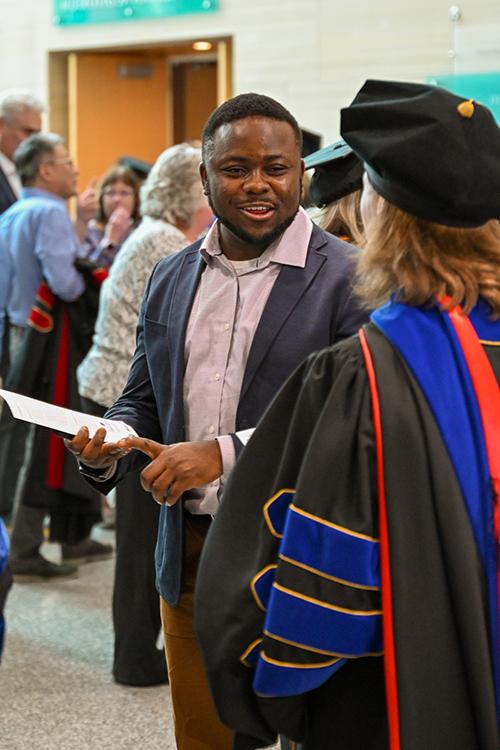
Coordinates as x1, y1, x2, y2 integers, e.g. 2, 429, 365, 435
77, 216, 188, 408
80, 221, 138, 268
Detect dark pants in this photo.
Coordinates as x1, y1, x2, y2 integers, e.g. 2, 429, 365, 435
81, 396, 166, 684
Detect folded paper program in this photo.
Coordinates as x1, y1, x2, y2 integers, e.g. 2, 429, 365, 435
0, 389, 137, 442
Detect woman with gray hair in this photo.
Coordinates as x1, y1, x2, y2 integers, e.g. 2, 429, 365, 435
77, 142, 212, 686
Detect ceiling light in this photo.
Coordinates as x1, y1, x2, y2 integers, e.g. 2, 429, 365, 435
192, 41, 213, 52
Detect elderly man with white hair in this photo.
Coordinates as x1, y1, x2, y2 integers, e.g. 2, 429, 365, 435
77, 142, 212, 686
0, 89, 44, 216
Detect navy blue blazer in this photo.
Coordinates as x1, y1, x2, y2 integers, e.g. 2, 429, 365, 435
0, 166, 17, 217
93, 224, 369, 604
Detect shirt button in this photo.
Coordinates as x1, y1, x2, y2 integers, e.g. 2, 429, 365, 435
208, 425, 215, 434
214, 373, 221, 381
224, 323, 230, 331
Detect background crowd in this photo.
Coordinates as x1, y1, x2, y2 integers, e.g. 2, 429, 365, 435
0, 78, 499, 750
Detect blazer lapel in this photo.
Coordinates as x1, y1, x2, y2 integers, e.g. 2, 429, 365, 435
0, 167, 17, 205
166, 248, 204, 427
240, 229, 328, 400
167, 248, 204, 338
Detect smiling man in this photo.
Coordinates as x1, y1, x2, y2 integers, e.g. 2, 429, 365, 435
69, 93, 368, 749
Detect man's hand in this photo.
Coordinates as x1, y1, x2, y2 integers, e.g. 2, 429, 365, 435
118, 438, 223, 506
65, 426, 131, 470
103, 206, 133, 246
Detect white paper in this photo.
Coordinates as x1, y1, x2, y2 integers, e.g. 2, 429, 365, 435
0, 389, 137, 442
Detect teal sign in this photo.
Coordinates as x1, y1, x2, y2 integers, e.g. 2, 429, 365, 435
428, 72, 500, 123
53, 0, 218, 26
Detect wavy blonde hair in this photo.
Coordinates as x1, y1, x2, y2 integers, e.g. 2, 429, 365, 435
356, 201, 500, 316
313, 191, 363, 246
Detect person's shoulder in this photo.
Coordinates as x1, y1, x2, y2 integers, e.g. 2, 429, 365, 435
310, 223, 360, 259
22, 196, 69, 226
138, 219, 188, 249
309, 331, 364, 371
152, 236, 202, 275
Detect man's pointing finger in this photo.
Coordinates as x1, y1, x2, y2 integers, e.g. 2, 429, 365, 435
118, 436, 163, 459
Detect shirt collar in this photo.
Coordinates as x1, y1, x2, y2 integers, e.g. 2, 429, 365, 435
0, 150, 15, 177
200, 206, 313, 269
0, 151, 21, 197
19, 187, 67, 205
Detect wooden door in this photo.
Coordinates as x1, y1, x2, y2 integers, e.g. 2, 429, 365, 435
68, 52, 169, 190
172, 60, 218, 143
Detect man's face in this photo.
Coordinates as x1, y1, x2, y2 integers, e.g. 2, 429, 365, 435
201, 116, 304, 254
40, 143, 79, 199
0, 108, 42, 161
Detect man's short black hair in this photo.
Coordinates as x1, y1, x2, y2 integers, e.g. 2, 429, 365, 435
201, 92, 302, 162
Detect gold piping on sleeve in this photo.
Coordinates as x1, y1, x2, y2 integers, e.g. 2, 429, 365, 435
273, 582, 382, 616
279, 553, 380, 591
240, 637, 263, 666
289, 504, 379, 542
259, 650, 341, 670
479, 339, 500, 346
263, 488, 295, 538
250, 564, 278, 612
264, 629, 383, 658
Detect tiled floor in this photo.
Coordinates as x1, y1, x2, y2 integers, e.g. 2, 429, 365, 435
0, 530, 280, 750
0, 532, 174, 750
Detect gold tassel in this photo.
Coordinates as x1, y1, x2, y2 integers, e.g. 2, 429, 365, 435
457, 99, 475, 118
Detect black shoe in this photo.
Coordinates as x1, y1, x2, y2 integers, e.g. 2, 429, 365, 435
113, 670, 169, 687
113, 653, 168, 687
10, 555, 78, 582
62, 538, 114, 565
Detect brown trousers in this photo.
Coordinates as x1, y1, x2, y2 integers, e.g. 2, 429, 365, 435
160, 513, 233, 750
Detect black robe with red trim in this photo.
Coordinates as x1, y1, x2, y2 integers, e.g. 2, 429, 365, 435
0, 267, 104, 543
194, 322, 500, 750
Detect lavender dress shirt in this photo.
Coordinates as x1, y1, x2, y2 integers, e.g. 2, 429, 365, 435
183, 207, 313, 515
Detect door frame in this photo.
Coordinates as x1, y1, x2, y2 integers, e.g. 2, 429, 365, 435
47, 36, 233, 149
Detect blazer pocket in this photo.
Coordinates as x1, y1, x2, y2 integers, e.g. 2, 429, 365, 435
144, 316, 169, 336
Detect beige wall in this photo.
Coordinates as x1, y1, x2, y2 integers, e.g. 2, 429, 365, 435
0, 0, 499, 143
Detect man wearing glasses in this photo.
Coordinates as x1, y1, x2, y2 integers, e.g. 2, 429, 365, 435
0, 133, 111, 580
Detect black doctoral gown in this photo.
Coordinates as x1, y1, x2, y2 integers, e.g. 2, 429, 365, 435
194, 321, 500, 750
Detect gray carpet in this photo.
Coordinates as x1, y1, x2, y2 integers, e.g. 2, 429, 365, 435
0, 532, 174, 750
0, 529, 280, 750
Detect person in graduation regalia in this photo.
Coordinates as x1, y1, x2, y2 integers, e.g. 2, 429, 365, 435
194, 80, 500, 750
305, 139, 364, 245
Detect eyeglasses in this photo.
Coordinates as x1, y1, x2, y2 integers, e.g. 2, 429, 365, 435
102, 189, 135, 198
44, 157, 75, 168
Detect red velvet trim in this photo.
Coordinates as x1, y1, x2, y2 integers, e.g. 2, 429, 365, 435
35, 282, 55, 309
46, 309, 70, 489
359, 327, 401, 750
91, 267, 108, 287
28, 306, 53, 333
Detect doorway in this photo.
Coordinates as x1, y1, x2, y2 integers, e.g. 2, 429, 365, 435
48, 38, 232, 190
172, 57, 218, 144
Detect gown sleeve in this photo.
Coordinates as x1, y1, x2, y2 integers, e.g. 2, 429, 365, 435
194, 335, 381, 747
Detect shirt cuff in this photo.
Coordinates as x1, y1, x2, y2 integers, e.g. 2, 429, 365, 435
78, 460, 117, 482
216, 435, 236, 479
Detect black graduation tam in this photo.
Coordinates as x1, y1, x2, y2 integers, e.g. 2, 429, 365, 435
118, 155, 152, 181
340, 79, 500, 227
300, 128, 322, 158
304, 140, 363, 207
